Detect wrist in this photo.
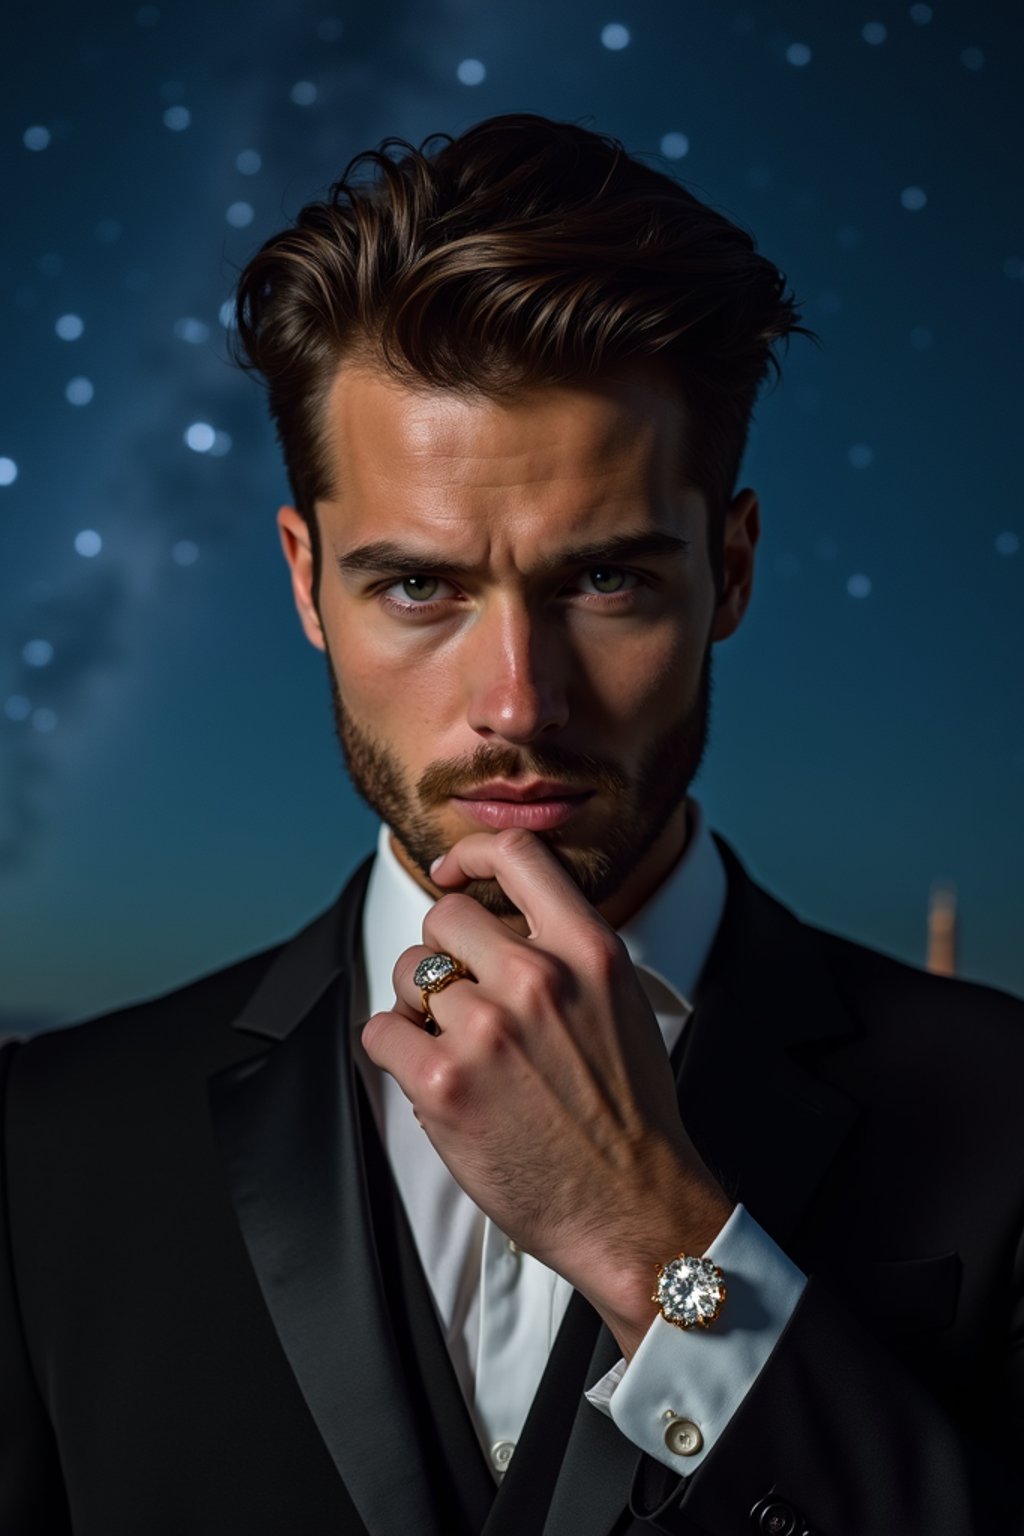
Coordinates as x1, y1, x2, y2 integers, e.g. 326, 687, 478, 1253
583, 1187, 735, 1360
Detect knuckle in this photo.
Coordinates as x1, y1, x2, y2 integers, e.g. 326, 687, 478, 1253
422, 893, 472, 947
507, 948, 563, 1010
391, 950, 420, 992
423, 1058, 470, 1115
419, 912, 437, 948
575, 924, 623, 977
360, 1012, 386, 1056
466, 999, 511, 1053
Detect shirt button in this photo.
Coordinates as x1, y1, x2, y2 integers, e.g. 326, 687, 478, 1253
663, 1417, 703, 1457
507, 1238, 520, 1254
490, 1440, 516, 1475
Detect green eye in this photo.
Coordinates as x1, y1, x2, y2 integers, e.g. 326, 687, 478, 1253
401, 576, 440, 601
587, 568, 627, 594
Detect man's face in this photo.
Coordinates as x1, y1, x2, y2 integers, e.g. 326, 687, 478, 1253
279, 363, 758, 924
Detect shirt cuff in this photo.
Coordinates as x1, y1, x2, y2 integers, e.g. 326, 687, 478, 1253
584, 1203, 806, 1474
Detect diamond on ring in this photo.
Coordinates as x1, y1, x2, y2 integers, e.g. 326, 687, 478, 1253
413, 953, 467, 992
414, 952, 469, 1035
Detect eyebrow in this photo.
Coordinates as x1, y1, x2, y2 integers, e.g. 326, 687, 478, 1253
335, 530, 691, 578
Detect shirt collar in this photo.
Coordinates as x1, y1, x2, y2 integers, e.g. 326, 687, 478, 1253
616, 795, 727, 1014
361, 796, 727, 1041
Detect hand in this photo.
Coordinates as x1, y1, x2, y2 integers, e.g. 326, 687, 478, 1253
361, 827, 734, 1357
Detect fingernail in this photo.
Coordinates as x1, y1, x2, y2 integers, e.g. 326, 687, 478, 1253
429, 855, 444, 876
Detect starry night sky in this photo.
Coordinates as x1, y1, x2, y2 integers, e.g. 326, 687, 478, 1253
2, 0, 1022, 1028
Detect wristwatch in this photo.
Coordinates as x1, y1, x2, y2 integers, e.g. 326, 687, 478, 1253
652, 1253, 727, 1330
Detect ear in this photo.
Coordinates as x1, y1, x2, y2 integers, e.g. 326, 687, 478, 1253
710, 487, 759, 642
277, 506, 325, 652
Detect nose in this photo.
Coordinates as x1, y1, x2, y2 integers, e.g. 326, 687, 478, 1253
465, 600, 570, 745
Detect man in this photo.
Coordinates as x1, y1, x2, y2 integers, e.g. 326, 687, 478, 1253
1, 113, 1022, 1535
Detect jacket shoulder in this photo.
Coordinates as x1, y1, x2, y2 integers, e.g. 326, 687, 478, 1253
3, 856, 370, 1122
4, 943, 284, 1110
808, 919, 1023, 1026
797, 918, 1024, 1117
716, 832, 1023, 1040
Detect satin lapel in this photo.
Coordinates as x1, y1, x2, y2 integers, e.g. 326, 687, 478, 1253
208, 860, 448, 1536
540, 837, 863, 1536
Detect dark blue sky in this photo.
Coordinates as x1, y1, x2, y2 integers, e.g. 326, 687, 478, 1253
2, 0, 1022, 1026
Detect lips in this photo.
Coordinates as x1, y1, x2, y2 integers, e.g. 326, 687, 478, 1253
458, 780, 587, 803
453, 781, 592, 831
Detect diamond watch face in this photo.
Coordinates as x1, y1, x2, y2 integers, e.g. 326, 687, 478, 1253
655, 1256, 726, 1328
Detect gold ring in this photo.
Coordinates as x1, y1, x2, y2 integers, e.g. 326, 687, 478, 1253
413, 952, 470, 1031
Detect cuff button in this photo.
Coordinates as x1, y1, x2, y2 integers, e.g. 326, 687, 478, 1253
663, 1416, 703, 1456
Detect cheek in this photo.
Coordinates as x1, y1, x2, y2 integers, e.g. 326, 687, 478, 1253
324, 606, 466, 754
588, 619, 701, 720
325, 597, 428, 698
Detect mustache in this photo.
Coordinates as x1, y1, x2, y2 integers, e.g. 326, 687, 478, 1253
416, 743, 628, 806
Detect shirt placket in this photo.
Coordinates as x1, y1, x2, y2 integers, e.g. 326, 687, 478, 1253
472, 1216, 571, 1480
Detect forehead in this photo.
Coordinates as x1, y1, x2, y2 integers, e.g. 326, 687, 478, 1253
317, 361, 701, 550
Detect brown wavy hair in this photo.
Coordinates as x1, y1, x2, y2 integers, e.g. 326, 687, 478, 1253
233, 112, 809, 596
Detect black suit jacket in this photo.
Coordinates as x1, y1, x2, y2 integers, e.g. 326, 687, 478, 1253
2, 833, 1023, 1535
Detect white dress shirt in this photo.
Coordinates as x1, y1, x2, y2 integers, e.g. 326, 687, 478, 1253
355, 797, 806, 1480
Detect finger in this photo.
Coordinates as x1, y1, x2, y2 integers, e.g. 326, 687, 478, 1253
393, 942, 479, 1026
421, 892, 527, 979
361, 1006, 442, 1094
429, 828, 605, 942
391, 983, 430, 1027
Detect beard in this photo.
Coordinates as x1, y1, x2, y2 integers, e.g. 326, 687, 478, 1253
326, 648, 713, 920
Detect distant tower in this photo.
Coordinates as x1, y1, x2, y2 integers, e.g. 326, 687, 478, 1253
927, 881, 959, 977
